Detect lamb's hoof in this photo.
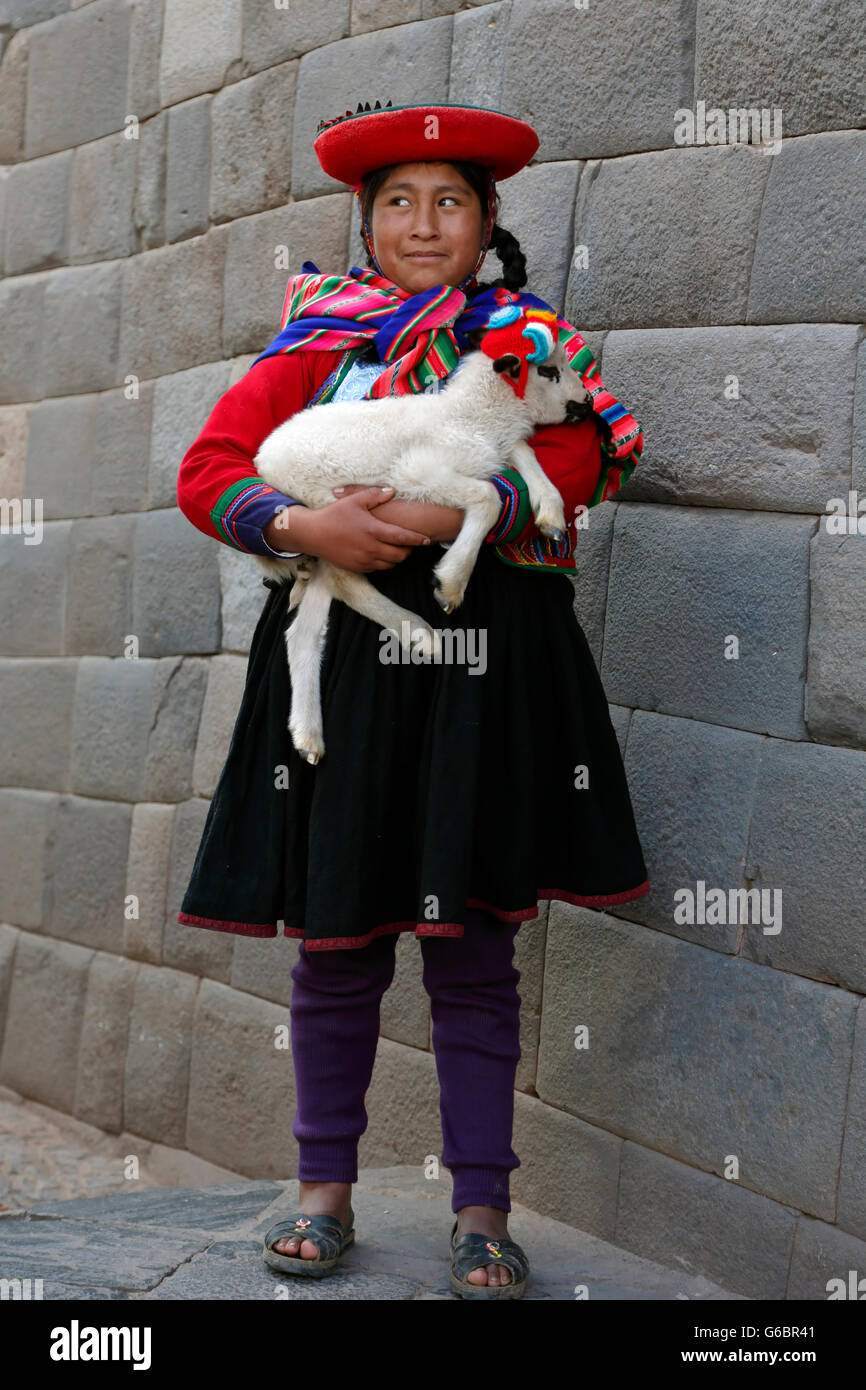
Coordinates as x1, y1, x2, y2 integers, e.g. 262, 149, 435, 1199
433, 586, 461, 614
291, 729, 324, 763
540, 525, 567, 544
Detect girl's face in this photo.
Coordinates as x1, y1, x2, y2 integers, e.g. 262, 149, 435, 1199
368, 161, 487, 293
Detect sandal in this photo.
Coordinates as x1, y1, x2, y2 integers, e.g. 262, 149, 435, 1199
262, 1207, 356, 1278
449, 1219, 530, 1300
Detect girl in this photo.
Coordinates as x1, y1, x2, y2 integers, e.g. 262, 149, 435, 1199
176, 101, 650, 1300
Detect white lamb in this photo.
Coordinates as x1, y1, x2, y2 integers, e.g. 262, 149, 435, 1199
253, 323, 592, 764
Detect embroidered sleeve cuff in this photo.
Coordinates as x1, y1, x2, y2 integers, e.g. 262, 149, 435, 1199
210, 480, 306, 557
484, 468, 533, 544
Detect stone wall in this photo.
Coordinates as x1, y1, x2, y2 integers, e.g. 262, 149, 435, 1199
0, 0, 864, 1299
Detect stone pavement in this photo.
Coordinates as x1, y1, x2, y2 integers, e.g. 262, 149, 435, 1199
0, 1087, 743, 1300
1, 1168, 743, 1302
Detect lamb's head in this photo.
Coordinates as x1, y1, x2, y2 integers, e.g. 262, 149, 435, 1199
465, 325, 593, 428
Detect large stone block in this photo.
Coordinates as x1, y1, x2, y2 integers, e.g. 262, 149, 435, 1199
607, 703, 630, 760
854, 338, 866, 498
218, 549, 270, 654
352, 0, 420, 32
124, 959, 198, 1145
131, 507, 221, 656
119, 227, 228, 381
132, 110, 166, 250
143, 656, 210, 802
165, 94, 211, 243
694, 0, 866, 139
240, 0, 348, 76
359, 1035, 441, 1173
127, 0, 163, 122
603, 325, 857, 513
0, 789, 57, 928
805, 527, 866, 750
0, 166, 8, 268
230, 931, 297, 1007
0, 30, 28, 164
25, 392, 100, 519
40, 262, 123, 397
44, 794, 132, 952
162, 798, 235, 981
379, 929, 429, 1051
502, 0, 693, 160
210, 61, 296, 225
159, 0, 242, 107
616, 1143, 796, 1299
68, 130, 137, 263
124, 801, 175, 964
0, 274, 46, 405
570, 499, 615, 669
0, 657, 76, 790
787, 1216, 866, 1301
448, 2, 508, 109
64, 516, 137, 656
565, 146, 770, 331
748, 132, 866, 324
602, 504, 813, 739
191, 654, 248, 798
92, 381, 154, 514
838, 997, 866, 1241
618, 710, 764, 949
74, 950, 139, 1132
0, 402, 29, 503
0, 923, 19, 1050
222, 195, 352, 357
496, 160, 581, 314
510, 1088, 622, 1241
149, 360, 232, 510
25, 0, 132, 158
512, 909, 547, 1094
186, 977, 296, 1175
538, 903, 857, 1220
0, 930, 94, 1111
289, 19, 452, 199
69, 656, 154, 800
0, 519, 71, 656
742, 738, 866, 995
2, 0, 69, 30
4, 150, 71, 274
69, 653, 210, 800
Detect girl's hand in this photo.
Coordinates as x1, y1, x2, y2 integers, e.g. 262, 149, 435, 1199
332, 484, 465, 547
268, 487, 432, 573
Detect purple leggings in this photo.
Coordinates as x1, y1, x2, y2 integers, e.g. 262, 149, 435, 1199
289, 908, 522, 1213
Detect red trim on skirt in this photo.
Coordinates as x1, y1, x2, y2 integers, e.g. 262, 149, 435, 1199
177, 877, 651, 950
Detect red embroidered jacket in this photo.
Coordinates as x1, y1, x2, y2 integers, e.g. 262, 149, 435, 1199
176, 349, 605, 571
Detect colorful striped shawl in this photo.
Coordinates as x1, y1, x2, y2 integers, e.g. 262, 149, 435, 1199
250, 263, 643, 568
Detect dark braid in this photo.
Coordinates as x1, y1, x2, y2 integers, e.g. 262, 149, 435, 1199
471, 223, 528, 296
357, 159, 529, 297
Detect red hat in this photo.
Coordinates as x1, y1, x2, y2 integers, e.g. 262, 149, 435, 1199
313, 100, 539, 188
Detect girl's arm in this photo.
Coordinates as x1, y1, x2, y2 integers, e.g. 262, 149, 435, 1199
176, 352, 432, 566
334, 417, 606, 546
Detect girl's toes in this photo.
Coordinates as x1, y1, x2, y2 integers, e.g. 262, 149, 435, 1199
466, 1266, 489, 1285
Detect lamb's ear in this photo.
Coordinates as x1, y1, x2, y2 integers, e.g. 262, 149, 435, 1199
492, 353, 521, 381
466, 326, 486, 350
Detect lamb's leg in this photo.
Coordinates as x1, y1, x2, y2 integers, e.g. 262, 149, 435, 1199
325, 562, 443, 661
507, 438, 567, 541
430, 480, 502, 613
284, 568, 333, 763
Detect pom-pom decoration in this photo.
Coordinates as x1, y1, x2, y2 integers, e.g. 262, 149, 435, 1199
521, 321, 556, 362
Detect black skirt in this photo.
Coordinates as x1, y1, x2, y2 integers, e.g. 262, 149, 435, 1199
178, 541, 650, 950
